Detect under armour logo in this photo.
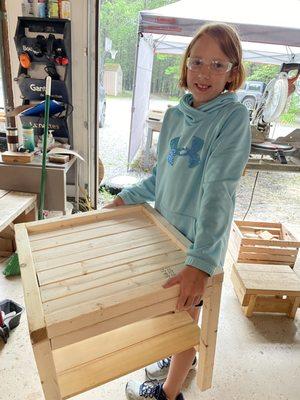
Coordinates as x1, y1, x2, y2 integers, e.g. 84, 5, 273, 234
167, 136, 203, 168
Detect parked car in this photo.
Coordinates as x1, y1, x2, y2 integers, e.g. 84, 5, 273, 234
236, 81, 266, 111
99, 83, 106, 128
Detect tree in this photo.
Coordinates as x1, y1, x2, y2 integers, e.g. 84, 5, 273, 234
100, 0, 177, 91
244, 62, 280, 83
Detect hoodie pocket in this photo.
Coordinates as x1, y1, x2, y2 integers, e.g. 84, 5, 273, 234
159, 203, 197, 242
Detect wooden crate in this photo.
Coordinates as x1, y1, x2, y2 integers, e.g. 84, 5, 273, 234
15, 204, 223, 399
229, 220, 300, 268
231, 263, 300, 318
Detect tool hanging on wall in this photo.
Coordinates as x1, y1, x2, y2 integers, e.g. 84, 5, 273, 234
38, 75, 52, 220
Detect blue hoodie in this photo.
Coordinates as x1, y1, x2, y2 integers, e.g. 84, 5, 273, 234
119, 92, 251, 276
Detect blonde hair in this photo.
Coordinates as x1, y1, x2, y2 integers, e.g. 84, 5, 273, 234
179, 23, 245, 92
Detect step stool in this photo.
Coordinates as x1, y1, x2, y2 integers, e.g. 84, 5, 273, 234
15, 204, 224, 400
231, 263, 300, 318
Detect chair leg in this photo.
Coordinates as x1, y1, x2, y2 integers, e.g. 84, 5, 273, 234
197, 280, 223, 391
244, 295, 257, 317
33, 339, 62, 399
288, 296, 300, 319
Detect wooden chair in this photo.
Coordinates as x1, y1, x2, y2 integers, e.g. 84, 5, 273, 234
15, 204, 223, 399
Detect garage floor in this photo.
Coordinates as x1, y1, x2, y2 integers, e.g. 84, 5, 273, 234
1, 228, 300, 400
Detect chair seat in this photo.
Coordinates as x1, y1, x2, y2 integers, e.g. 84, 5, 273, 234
232, 263, 300, 318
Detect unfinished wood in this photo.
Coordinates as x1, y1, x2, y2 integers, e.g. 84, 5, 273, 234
197, 280, 223, 391
33, 339, 62, 399
53, 312, 193, 373
42, 263, 183, 313
17, 204, 224, 398
32, 224, 162, 263
37, 241, 179, 285
44, 266, 183, 335
51, 297, 178, 349
235, 221, 282, 228
14, 224, 45, 339
40, 251, 185, 302
241, 238, 300, 248
237, 270, 300, 295
13, 203, 37, 224
34, 228, 168, 271
244, 295, 257, 317
288, 297, 300, 318
29, 214, 142, 242
0, 191, 37, 232
1, 151, 34, 163
240, 245, 297, 256
0, 237, 14, 253
30, 215, 152, 250
57, 319, 200, 399
1, 223, 15, 239
25, 205, 143, 234
15, 224, 61, 399
231, 220, 300, 268
233, 263, 300, 318
235, 263, 293, 274
253, 296, 292, 314
238, 252, 296, 264
231, 266, 250, 306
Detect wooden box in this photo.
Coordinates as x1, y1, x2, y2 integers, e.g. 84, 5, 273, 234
15, 204, 223, 399
231, 263, 300, 318
229, 220, 300, 268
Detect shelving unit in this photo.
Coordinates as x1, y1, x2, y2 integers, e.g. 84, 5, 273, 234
14, 16, 72, 145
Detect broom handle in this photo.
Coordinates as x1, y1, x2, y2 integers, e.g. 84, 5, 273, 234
38, 76, 52, 220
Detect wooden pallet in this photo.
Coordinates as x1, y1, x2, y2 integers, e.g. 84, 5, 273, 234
0, 189, 37, 257
15, 204, 223, 399
229, 220, 300, 268
231, 263, 300, 318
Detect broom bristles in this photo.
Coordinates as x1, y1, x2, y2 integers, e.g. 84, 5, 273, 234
3, 253, 20, 276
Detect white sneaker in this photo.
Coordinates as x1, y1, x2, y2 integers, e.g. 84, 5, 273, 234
145, 356, 197, 381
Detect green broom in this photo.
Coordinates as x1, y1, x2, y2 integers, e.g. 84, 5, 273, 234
3, 77, 52, 277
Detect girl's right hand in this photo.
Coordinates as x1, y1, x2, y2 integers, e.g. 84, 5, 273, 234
103, 195, 125, 209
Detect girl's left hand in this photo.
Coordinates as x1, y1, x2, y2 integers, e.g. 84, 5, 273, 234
163, 265, 209, 311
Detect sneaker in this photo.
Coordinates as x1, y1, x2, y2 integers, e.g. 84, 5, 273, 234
145, 356, 197, 381
125, 380, 184, 400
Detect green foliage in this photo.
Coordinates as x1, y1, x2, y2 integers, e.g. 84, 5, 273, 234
280, 94, 300, 125
99, 186, 116, 203
244, 62, 280, 83
100, 0, 178, 91
152, 54, 181, 96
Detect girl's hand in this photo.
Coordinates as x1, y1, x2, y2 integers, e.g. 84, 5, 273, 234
163, 265, 209, 311
103, 196, 125, 209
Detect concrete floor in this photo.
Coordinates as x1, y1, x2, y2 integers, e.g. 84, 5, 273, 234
1, 231, 300, 400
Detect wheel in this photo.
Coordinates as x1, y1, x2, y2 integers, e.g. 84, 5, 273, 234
242, 97, 256, 111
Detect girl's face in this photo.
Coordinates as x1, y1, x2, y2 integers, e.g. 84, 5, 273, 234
186, 34, 236, 108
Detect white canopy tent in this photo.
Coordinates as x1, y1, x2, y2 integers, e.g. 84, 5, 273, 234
128, 0, 300, 164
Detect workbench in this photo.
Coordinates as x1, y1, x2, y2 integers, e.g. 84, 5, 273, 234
0, 154, 78, 214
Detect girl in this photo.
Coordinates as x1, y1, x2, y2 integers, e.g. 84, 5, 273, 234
107, 22, 251, 400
